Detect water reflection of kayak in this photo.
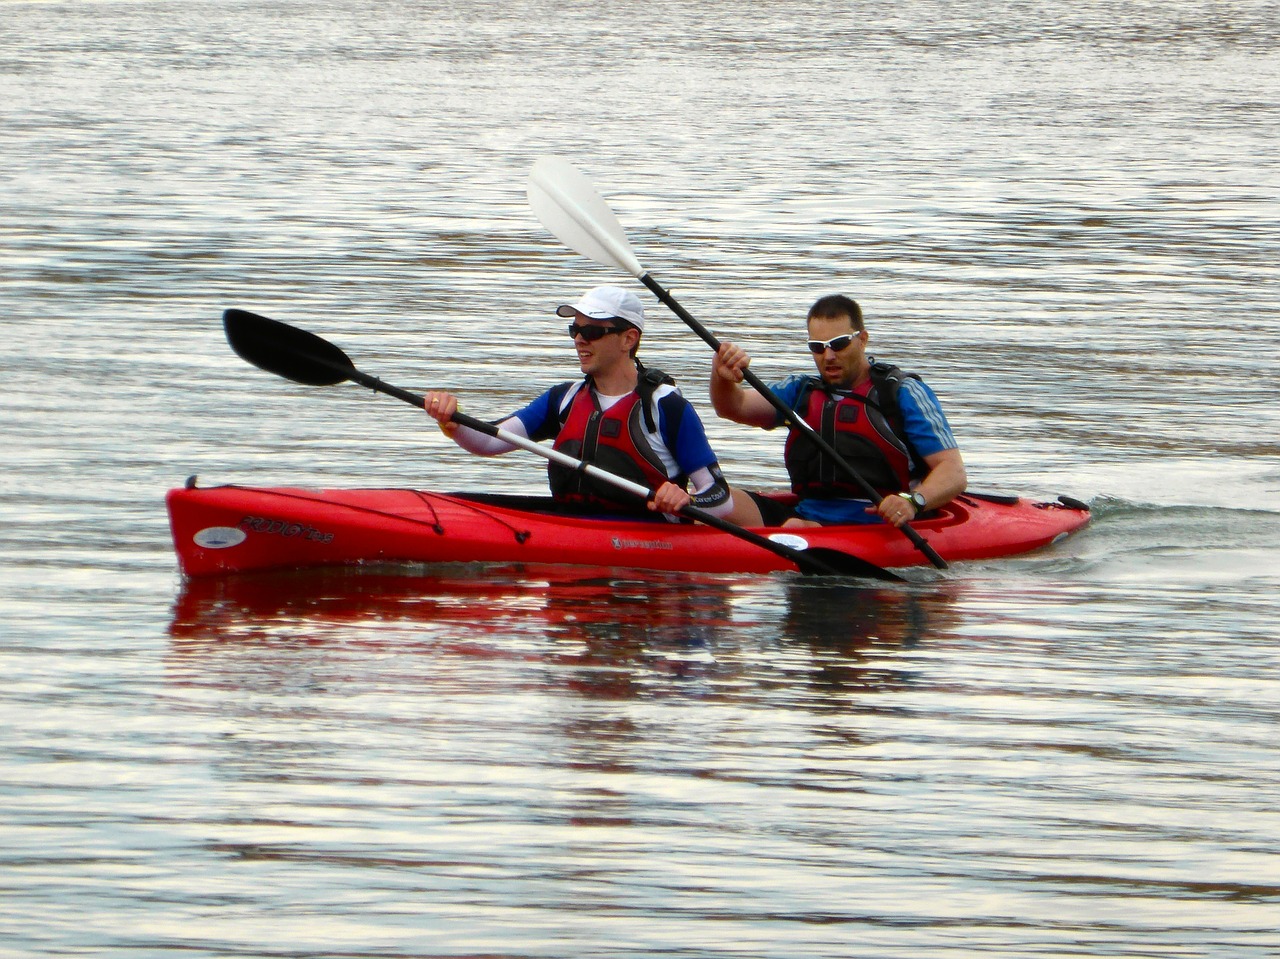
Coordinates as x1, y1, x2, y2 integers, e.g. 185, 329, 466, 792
167, 565, 950, 699
168, 564, 738, 639
166, 481, 1089, 579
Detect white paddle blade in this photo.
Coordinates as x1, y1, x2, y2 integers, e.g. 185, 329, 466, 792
528, 157, 645, 277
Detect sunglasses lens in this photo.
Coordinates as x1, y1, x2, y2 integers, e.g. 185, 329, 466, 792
808, 335, 855, 353
569, 323, 623, 341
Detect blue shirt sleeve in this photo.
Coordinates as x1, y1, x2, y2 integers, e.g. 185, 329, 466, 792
509, 384, 568, 443
766, 374, 812, 428
897, 377, 958, 458
657, 393, 719, 474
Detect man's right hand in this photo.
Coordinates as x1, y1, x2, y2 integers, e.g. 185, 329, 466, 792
713, 342, 751, 383
424, 391, 460, 436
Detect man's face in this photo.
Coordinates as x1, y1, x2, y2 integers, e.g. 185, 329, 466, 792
569, 314, 634, 377
807, 314, 867, 389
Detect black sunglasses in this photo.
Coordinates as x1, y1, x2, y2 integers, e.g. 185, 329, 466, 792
807, 333, 858, 354
568, 322, 628, 342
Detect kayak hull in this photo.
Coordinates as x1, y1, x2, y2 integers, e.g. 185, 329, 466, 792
165, 482, 1090, 578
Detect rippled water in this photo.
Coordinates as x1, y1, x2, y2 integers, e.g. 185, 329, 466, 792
3, 1, 1279, 956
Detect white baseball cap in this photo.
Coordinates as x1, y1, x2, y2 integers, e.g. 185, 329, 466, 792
555, 285, 646, 331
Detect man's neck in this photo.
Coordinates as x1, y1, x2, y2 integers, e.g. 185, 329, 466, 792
834, 360, 871, 392
591, 361, 639, 397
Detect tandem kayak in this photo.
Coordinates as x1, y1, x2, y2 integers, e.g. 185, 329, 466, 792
166, 479, 1090, 578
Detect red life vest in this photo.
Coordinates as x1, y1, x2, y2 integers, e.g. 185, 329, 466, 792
784, 376, 913, 498
549, 384, 679, 507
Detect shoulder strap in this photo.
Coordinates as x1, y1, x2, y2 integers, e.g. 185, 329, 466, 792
634, 360, 676, 433
868, 360, 923, 462
793, 374, 824, 407
552, 380, 586, 428
867, 361, 914, 416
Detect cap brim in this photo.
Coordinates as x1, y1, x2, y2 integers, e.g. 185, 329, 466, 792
558, 305, 619, 320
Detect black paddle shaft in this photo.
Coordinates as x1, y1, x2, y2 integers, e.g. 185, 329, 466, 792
637, 274, 949, 570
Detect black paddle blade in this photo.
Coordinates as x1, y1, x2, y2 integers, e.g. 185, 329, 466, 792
794, 547, 905, 581
223, 309, 356, 386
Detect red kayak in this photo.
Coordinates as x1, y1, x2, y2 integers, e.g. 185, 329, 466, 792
166, 479, 1090, 578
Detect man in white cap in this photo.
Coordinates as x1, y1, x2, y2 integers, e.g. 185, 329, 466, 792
425, 285, 762, 524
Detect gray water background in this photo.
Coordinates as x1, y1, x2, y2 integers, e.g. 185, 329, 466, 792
2, 1, 1279, 956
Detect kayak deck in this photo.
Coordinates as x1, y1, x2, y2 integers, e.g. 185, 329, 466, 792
166, 481, 1090, 578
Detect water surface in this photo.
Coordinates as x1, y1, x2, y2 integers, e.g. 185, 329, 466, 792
2, 1, 1278, 956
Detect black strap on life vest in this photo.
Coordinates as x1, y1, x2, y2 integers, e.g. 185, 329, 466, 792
865, 361, 924, 472
633, 360, 675, 433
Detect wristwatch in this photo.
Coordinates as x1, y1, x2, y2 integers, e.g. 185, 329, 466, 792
898, 491, 927, 514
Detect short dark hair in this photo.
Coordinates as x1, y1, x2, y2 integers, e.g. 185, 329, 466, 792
621, 321, 641, 358
807, 294, 864, 332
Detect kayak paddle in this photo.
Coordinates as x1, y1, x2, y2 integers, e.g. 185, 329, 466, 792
222, 308, 905, 581
527, 156, 949, 570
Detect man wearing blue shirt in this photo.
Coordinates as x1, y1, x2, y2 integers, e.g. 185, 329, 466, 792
710, 294, 966, 528
426, 286, 761, 525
